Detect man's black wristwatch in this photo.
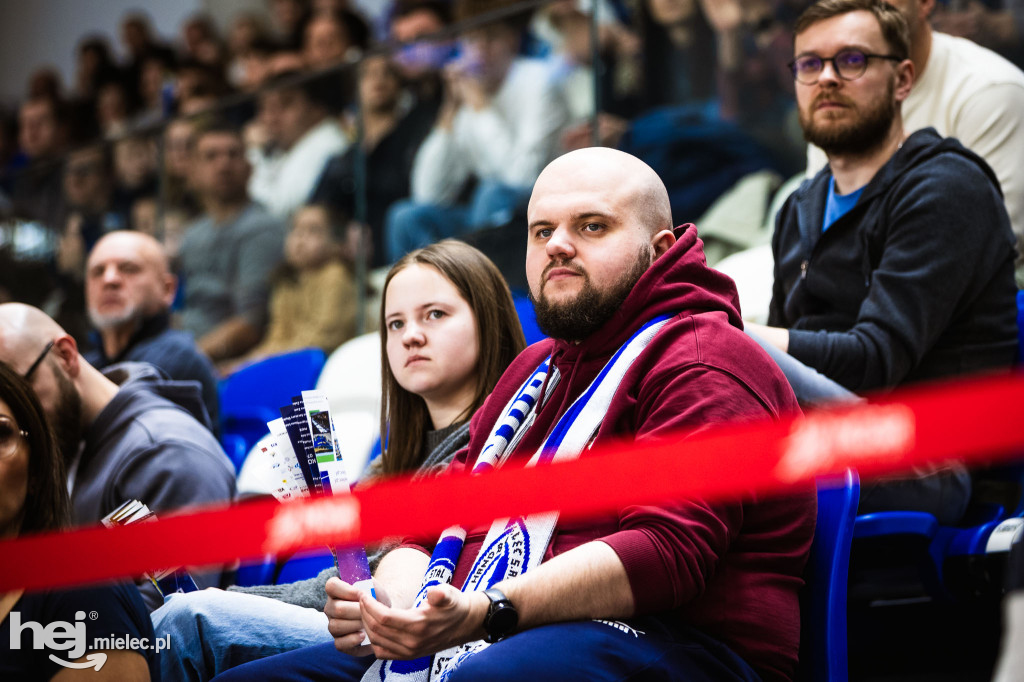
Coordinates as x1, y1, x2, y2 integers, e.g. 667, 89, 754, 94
482, 588, 518, 643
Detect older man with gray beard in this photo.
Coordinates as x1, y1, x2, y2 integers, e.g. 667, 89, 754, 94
84, 230, 220, 433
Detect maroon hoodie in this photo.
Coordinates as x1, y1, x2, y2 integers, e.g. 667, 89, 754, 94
412, 225, 816, 681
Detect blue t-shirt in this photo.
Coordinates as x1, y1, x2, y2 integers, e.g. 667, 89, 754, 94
823, 176, 864, 232
0, 582, 159, 681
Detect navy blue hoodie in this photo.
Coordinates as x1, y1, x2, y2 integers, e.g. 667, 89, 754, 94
770, 128, 1018, 392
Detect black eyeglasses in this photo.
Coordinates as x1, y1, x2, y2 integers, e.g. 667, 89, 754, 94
789, 49, 902, 85
23, 340, 54, 380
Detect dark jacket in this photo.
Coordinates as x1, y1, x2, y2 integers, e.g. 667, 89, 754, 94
73, 362, 235, 526
769, 128, 1018, 392
85, 312, 220, 436
413, 225, 816, 681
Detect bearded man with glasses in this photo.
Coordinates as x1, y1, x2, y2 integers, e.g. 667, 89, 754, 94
805, 0, 1024, 287
746, 0, 1018, 525
0, 302, 235, 609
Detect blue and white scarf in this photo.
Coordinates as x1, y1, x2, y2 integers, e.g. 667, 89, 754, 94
364, 315, 671, 682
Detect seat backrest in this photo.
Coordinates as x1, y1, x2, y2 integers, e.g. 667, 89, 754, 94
803, 469, 859, 682
218, 348, 328, 459
510, 290, 546, 346
315, 333, 382, 482
219, 348, 328, 413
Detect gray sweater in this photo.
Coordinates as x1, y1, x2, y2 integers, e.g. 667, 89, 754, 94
227, 421, 469, 609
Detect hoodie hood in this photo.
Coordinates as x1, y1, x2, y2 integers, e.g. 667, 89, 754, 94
549, 223, 744, 363
99, 361, 214, 430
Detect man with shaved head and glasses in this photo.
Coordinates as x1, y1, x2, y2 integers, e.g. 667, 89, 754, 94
0, 303, 235, 608
747, 0, 1018, 523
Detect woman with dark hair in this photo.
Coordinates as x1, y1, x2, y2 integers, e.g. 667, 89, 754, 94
0, 362, 158, 680
154, 241, 527, 681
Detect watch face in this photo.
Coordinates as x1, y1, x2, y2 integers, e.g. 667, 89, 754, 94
489, 603, 518, 636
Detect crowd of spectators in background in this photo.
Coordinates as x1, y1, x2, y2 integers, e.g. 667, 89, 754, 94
0, 0, 1022, 678
1, 0, 1022, 368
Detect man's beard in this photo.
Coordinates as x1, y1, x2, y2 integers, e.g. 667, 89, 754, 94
88, 301, 140, 331
800, 78, 896, 157
531, 248, 651, 342
51, 365, 85, 469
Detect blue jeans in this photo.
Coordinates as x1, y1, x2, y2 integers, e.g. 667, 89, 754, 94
151, 589, 334, 681
385, 181, 529, 263
211, 616, 761, 681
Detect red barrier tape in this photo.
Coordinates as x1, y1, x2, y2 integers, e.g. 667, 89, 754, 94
2, 371, 1023, 593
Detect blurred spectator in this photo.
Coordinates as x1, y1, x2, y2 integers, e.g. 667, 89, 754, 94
269, 0, 312, 49
227, 13, 273, 89
161, 117, 201, 216
224, 203, 356, 374
175, 58, 230, 108
700, 0, 804, 170
391, 0, 453, 60
536, 1, 642, 120
180, 122, 285, 363
11, 95, 67, 233
160, 115, 200, 214
112, 134, 158, 209
0, 302, 234, 608
302, 8, 371, 70
311, 54, 435, 265
0, 108, 27, 195
248, 71, 350, 219
136, 51, 177, 127
26, 67, 63, 102
385, 3, 570, 261
73, 36, 120, 102
57, 144, 128, 284
931, 0, 1024, 65
161, 207, 192, 263
807, 0, 1024, 286
640, 0, 718, 109
95, 80, 136, 138
389, 1, 455, 118
130, 195, 159, 236
535, 1, 643, 152
0, 360, 160, 680
119, 11, 176, 106
231, 37, 278, 92
180, 13, 227, 67
84, 230, 220, 431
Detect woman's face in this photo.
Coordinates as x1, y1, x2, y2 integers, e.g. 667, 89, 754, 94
0, 398, 30, 539
384, 264, 481, 413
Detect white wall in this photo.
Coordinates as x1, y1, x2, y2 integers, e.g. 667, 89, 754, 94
0, 0, 203, 106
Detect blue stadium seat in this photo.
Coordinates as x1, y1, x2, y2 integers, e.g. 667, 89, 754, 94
511, 290, 546, 346
275, 548, 338, 585
233, 548, 337, 587
218, 348, 327, 470
853, 462, 1024, 600
234, 555, 277, 587
803, 469, 859, 682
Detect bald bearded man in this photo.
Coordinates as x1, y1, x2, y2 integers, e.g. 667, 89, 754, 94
84, 231, 220, 433
0, 303, 234, 607
215, 148, 816, 682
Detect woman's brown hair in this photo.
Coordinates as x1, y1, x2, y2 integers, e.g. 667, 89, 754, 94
0, 361, 70, 535
379, 240, 526, 475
